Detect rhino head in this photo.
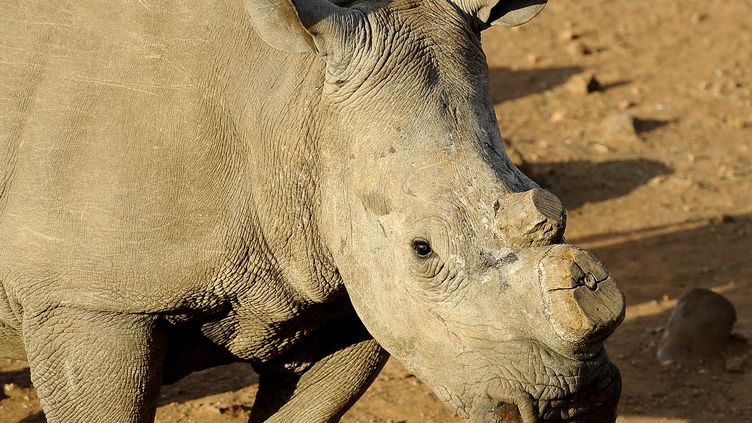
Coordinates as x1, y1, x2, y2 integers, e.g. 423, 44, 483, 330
248, 0, 625, 421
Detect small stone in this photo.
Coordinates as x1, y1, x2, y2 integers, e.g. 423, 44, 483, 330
690, 13, 708, 23
648, 175, 667, 186
527, 53, 541, 65
2, 383, 18, 396
617, 100, 634, 111
198, 403, 224, 414
686, 153, 696, 163
709, 214, 735, 224
549, 111, 566, 122
565, 73, 601, 96
726, 80, 743, 90
567, 41, 592, 56
724, 355, 748, 373
711, 83, 725, 97
590, 143, 610, 154
601, 112, 639, 142
559, 29, 578, 41
726, 116, 748, 129
718, 163, 737, 179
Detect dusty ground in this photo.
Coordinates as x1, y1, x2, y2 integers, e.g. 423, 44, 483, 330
1, 0, 751, 422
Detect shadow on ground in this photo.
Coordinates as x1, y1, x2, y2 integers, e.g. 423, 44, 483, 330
634, 117, 673, 134
0, 368, 33, 391
488, 66, 582, 103
2, 363, 258, 423
158, 362, 257, 405
17, 413, 44, 423
520, 158, 673, 210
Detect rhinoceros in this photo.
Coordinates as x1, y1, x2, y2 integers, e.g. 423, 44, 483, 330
0, 0, 626, 422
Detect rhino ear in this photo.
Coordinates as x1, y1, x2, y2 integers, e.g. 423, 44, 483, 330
468, 0, 548, 28
244, 0, 349, 54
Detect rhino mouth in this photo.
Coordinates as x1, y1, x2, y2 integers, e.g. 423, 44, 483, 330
481, 349, 621, 423
487, 402, 524, 423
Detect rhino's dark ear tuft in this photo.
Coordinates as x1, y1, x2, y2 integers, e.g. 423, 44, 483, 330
469, 0, 548, 28
245, 0, 349, 54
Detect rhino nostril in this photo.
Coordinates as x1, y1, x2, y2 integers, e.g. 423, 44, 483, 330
577, 273, 600, 290
584, 274, 598, 290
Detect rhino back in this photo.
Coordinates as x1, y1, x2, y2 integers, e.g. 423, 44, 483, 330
0, 1, 320, 314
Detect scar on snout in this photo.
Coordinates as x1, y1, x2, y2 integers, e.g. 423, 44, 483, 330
360, 190, 392, 216
480, 251, 518, 268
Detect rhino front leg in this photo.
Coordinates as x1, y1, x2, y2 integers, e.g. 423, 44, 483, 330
251, 316, 389, 423
23, 307, 166, 423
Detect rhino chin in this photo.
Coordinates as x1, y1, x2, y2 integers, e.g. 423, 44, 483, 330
479, 354, 621, 423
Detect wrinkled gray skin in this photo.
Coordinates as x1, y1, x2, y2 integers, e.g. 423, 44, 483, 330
0, 0, 625, 422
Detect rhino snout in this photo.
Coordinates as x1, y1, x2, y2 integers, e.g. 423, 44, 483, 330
537, 245, 626, 351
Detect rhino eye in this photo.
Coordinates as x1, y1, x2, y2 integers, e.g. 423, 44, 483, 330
412, 239, 433, 258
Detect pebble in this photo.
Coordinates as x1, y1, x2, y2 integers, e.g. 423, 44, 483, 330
725, 116, 748, 129
2, 383, 18, 397
549, 111, 566, 122
690, 13, 709, 23
709, 214, 735, 224
565, 73, 601, 95
600, 112, 639, 142
590, 143, 610, 154
198, 403, 223, 414
567, 41, 592, 56
717, 163, 737, 179
559, 29, 578, 41
725, 355, 748, 373
617, 99, 635, 110
648, 175, 667, 186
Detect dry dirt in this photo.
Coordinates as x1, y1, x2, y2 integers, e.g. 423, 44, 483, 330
2, 0, 751, 422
